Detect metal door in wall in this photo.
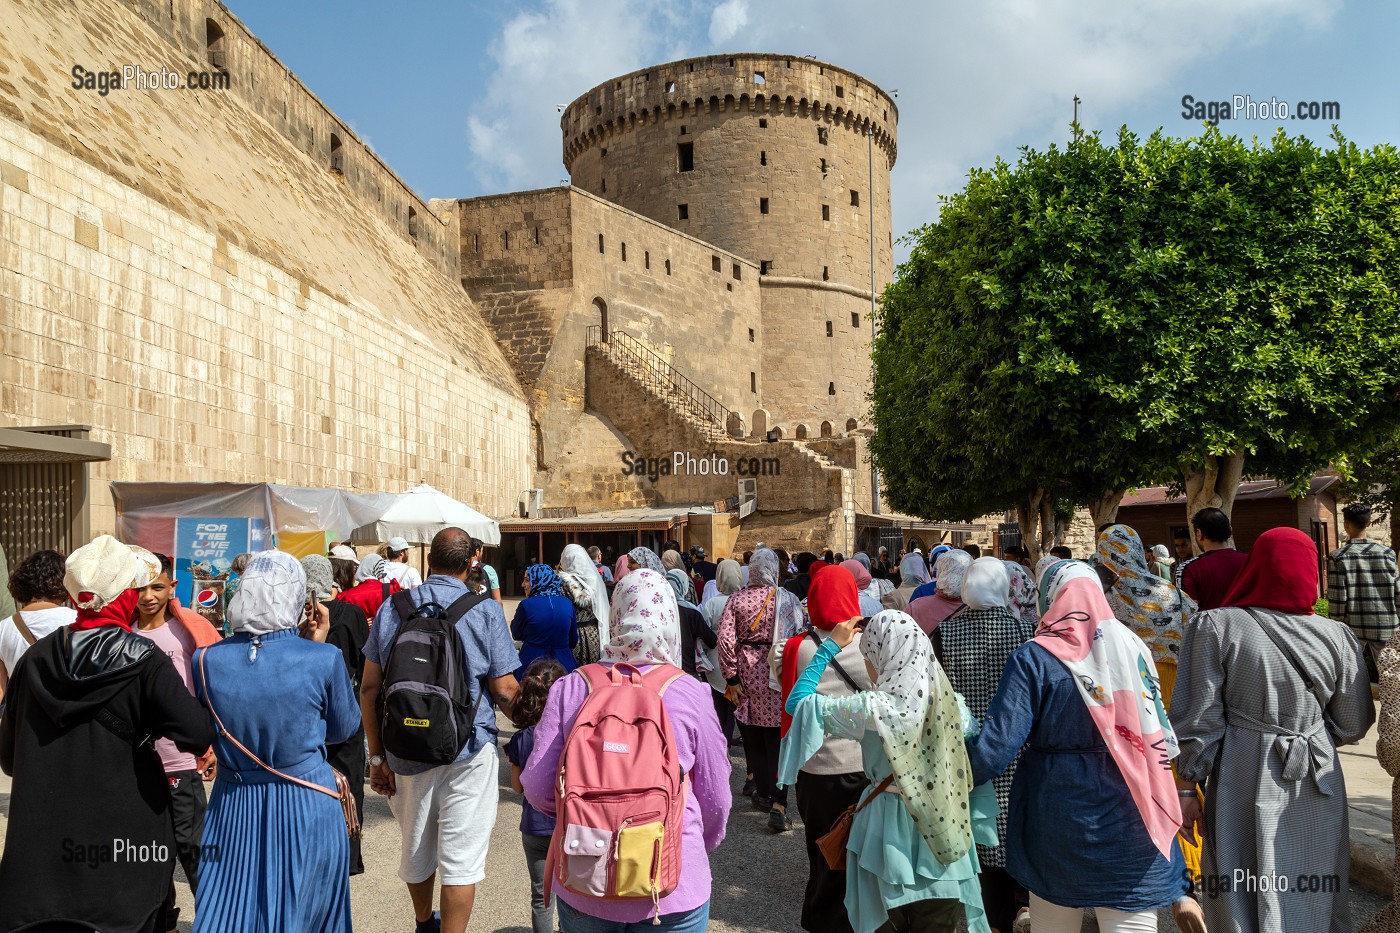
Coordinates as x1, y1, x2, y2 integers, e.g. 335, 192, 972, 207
1311, 519, 1332, 598
0, 459, 81, 560
0, 425, 109, 562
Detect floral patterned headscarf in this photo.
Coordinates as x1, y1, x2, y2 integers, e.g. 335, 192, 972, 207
627, 547, 666, 576
934, 549, 972, 598
1094, 524, 1193, 666
1004, 560, 1039, 628
857, 610, 973, 865
603, 568, 681, 667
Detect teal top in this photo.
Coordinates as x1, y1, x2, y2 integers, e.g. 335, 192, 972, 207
779, 638, 996, 933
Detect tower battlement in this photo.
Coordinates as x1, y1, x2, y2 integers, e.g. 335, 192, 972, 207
559, 53, 898, 430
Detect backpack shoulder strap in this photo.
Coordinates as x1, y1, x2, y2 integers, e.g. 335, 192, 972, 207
390, 589, 418, 624
443, 591, 490, 623
577, 662, 614, 695
643, 663, 687, 696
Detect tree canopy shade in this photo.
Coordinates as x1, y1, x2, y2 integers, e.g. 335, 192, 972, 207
870, 127, 1400, 554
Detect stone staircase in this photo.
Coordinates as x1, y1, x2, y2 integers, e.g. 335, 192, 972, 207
585, 326, 737, 443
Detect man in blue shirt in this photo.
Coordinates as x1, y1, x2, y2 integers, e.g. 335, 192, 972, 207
361, 527, 519, 933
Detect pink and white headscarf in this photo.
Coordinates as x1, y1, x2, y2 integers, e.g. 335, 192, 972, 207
1033, 571, 1182, 859
603, 568, 682, 668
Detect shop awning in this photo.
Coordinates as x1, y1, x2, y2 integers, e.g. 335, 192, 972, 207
499, 506, 704, 535
0, 425, 110, 464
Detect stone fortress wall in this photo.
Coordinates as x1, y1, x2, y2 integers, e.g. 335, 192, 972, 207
453, 185, 766, 515
117, 0, 458, 277
1, 0, 893, 553
0, 0, 533, 532
562, 54, 898, 430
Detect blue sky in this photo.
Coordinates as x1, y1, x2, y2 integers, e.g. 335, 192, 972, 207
228, 0, 1397, 259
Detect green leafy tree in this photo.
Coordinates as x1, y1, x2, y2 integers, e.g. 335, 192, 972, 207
871, 128, 1400, 555
1334, 430, 1400, 545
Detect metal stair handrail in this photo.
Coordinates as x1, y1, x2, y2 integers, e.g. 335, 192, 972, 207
586, 325, 732, 435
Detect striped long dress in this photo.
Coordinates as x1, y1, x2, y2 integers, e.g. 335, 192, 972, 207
193, 628, 361, 932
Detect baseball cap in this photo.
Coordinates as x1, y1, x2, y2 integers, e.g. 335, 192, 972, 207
387, 536, 410, 552
329, 544, 357, 561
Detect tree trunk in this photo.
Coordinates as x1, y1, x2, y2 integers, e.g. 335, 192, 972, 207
1088, 488, 1127, 531
1182, 452, 1246, 553
1040, 493, 1058, 554
1017, 488, 1047, 563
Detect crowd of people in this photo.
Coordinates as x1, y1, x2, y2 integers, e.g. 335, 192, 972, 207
0, 502, 1397, 933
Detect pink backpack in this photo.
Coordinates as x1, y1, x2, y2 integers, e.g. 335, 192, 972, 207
544, 662, 689, 920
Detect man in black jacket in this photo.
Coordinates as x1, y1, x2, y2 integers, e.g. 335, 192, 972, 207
784, 552, 821, 601
0, 535, 214, 933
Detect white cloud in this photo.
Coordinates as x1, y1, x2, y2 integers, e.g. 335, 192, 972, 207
463, 0, 1341, 251
708, 0, 748, 44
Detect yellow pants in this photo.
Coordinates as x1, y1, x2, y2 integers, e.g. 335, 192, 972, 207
1158, 660, 1203, 887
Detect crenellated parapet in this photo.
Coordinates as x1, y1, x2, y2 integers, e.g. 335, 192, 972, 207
559, 53, 897, 432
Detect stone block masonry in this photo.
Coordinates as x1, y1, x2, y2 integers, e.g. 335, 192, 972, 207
562, 54, 896, 430
585, 345, 854, 552
0, 0, 532, 533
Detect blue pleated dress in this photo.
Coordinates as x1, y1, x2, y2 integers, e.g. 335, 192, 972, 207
192, 628, 362, 933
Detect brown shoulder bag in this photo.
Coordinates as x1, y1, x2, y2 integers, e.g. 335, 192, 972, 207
815, 774, 895, 870
197, 650, 360, 838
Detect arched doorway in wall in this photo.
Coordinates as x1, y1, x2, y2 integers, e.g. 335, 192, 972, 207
794, 423, 809, 440
751, 409, 770, 439
820, 421, 834, 438
726, 411, 746, 438
845, 418, 858, 433
593, 297, 609, 342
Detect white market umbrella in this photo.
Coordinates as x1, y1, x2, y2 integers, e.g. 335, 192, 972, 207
351, 483, 500, 546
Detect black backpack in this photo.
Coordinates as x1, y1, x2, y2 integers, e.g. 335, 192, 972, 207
378, 590, 489, 764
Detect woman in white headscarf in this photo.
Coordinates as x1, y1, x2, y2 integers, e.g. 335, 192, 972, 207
520, 569, 732, 930
935, 557, 1035, 933
192, 550, 362, 933
557, 543, 611, 666
701, 559, 743, 629
881, 553, 932, 612
700, 558, 744, 749
908, 549, 973, 637
779, 610, 995, 933
336, 551, 400, 621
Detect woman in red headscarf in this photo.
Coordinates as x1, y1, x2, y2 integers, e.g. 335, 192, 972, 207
773, 564, 875, 933
1173, 527, 1374, 933
0, 536, 214, 933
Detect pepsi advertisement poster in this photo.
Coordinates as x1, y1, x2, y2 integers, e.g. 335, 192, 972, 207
174, 518, 269, 626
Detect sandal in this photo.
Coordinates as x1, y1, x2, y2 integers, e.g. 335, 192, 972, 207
1172, 895, 1206, 933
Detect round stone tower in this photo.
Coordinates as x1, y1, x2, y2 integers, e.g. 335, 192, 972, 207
562, 54, 897, 433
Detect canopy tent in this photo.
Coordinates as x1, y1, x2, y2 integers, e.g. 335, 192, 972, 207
349, 483, 500, 546
112, 481, 395, 556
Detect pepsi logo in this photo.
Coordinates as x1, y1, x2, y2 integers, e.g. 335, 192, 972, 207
196, 589, 220, 608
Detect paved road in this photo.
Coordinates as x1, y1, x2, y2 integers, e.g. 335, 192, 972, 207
0, 726, 1387, 932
